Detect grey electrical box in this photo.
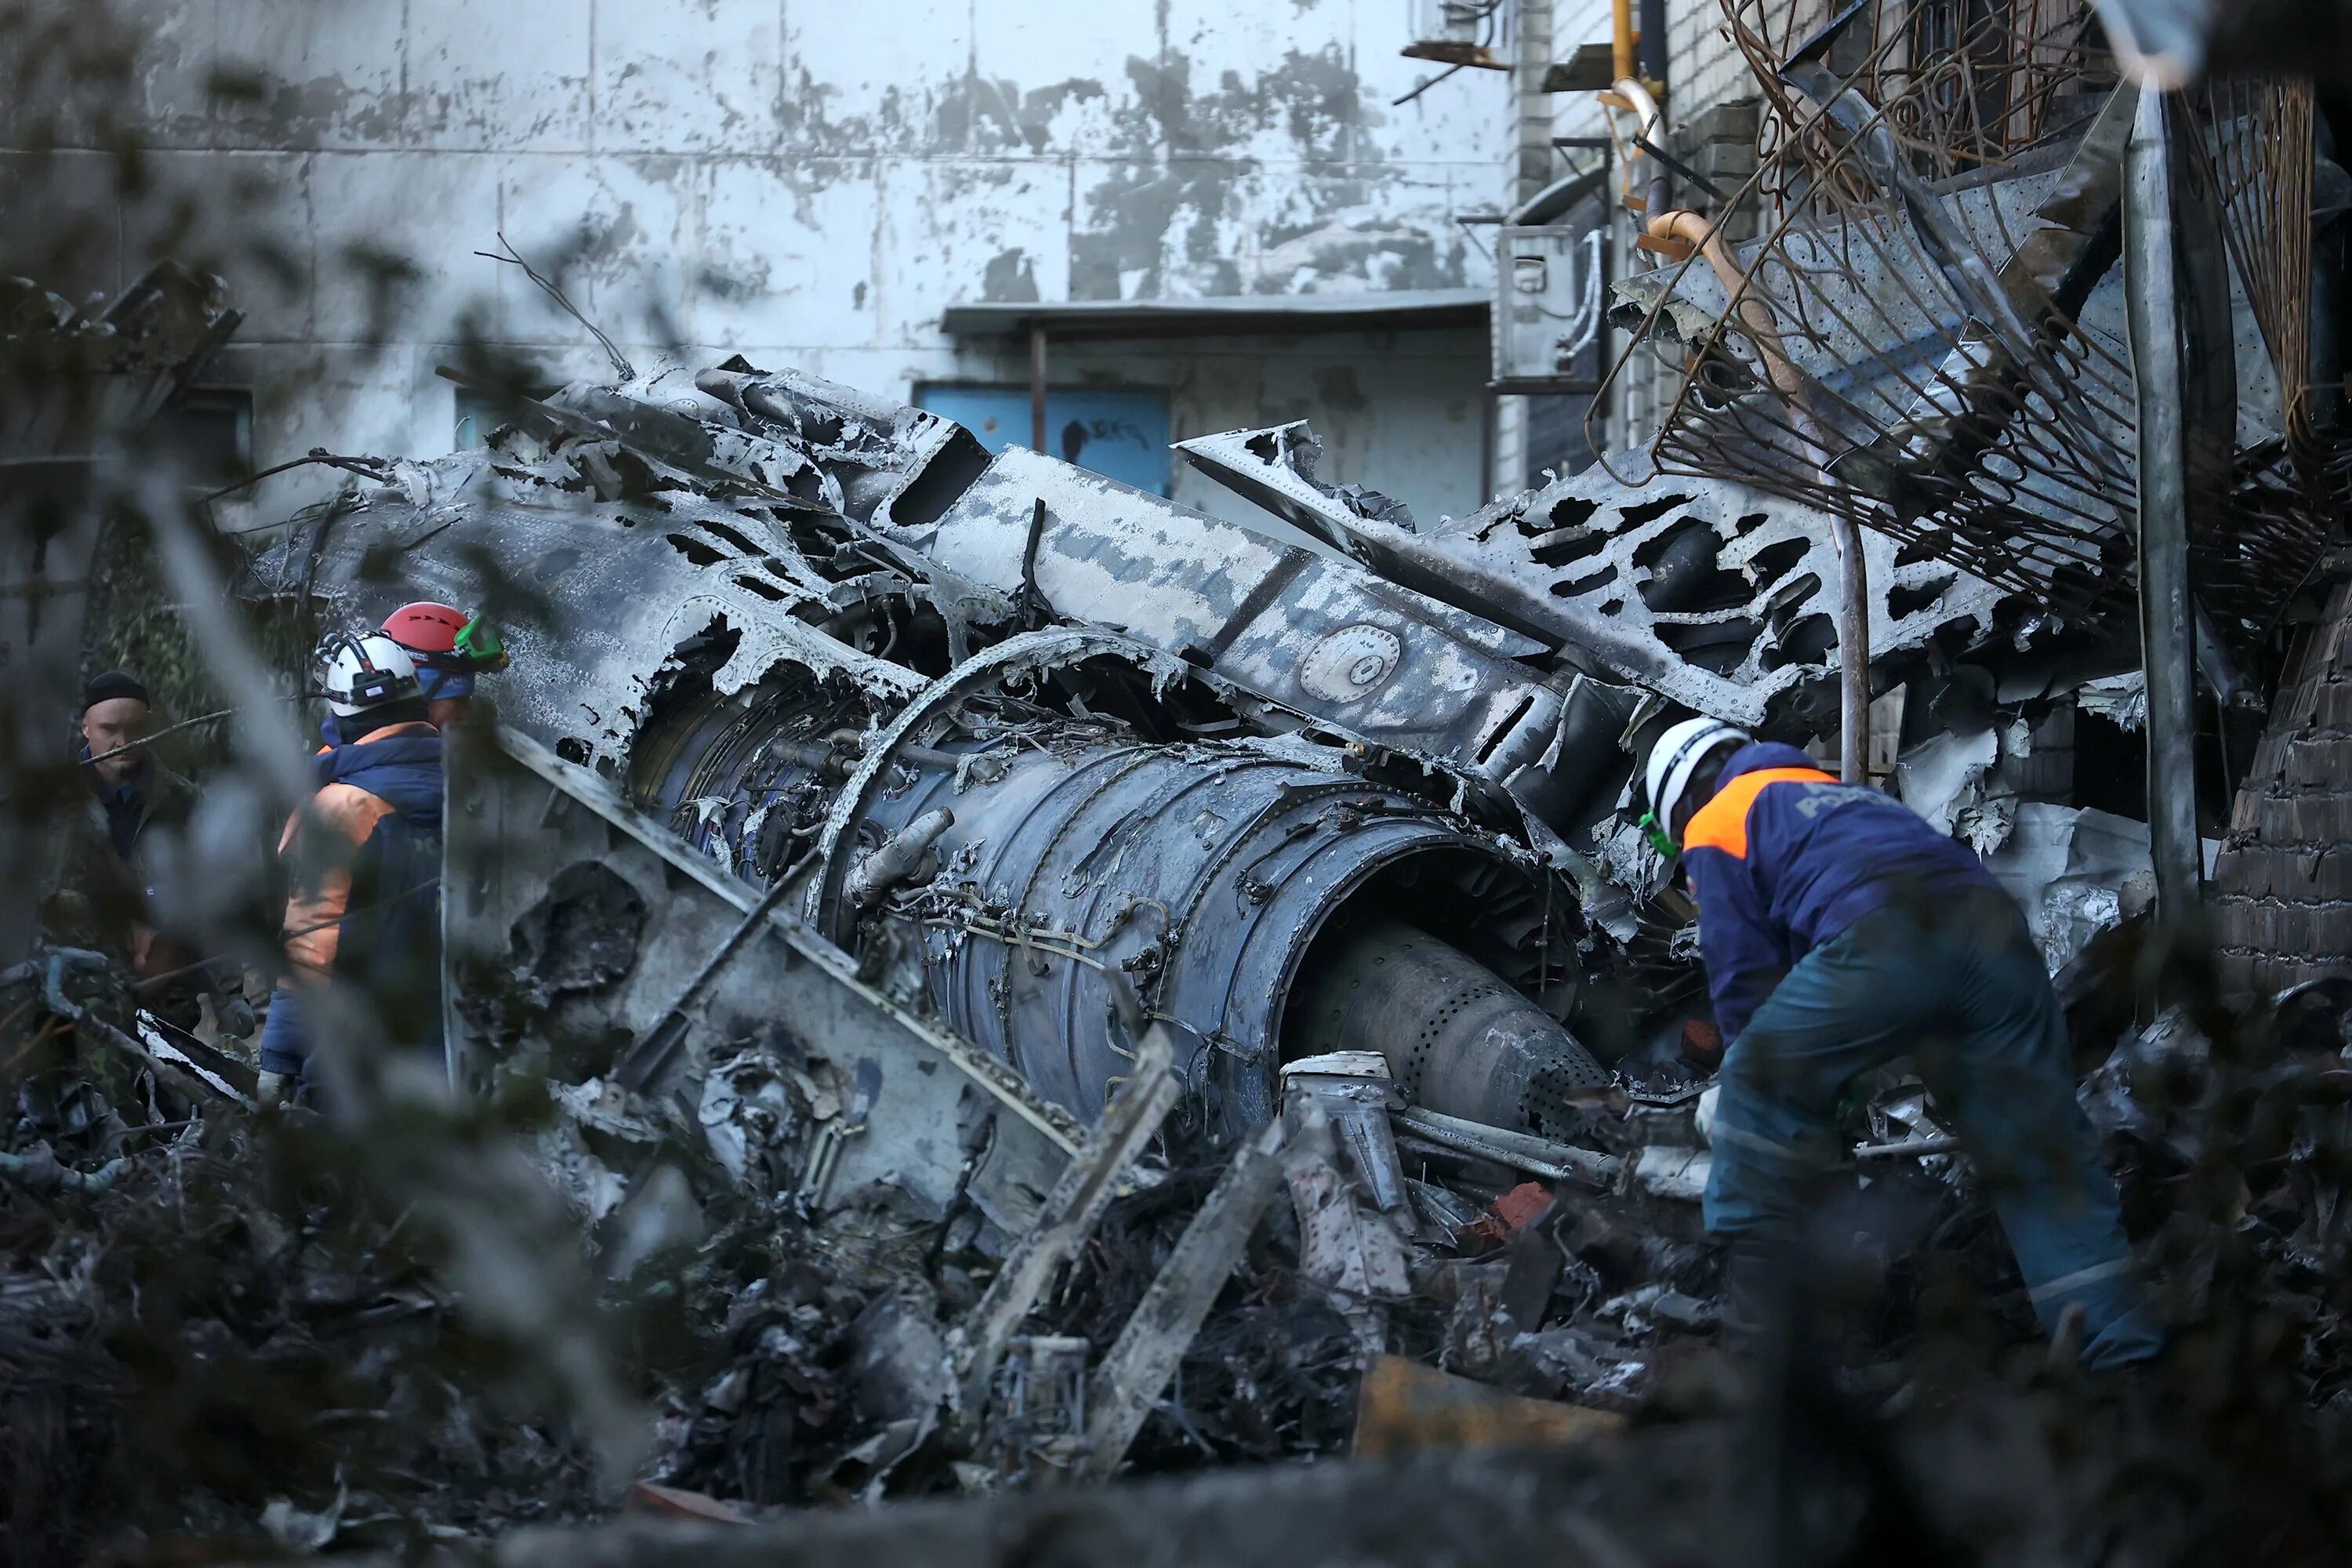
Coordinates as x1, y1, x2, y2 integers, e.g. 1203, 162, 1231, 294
1490, 223, 1607, 394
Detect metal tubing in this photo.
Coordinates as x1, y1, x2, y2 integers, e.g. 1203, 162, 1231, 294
1645, 211, 1802, 399
1635, 0, 1669, 215
1392, 1104, 1619, 1185
1616, 79, 1668, 216
1029, 324, 1047, 452
2124, 89, 2205, 921
1835, 517, 1871, 785
1517, 0, 1555, 205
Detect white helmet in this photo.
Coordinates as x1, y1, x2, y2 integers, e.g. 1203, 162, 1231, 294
317, 631, 423, 717
1642, 716, 1751, 852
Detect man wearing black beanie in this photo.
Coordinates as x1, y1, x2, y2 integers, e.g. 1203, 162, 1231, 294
82, 670, 154, 813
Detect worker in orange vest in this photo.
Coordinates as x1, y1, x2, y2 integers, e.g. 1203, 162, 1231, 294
1640, 715, 2163, 1369
256, 633, 445, 1105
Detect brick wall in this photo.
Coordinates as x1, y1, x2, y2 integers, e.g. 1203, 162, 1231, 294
2212, 579, 2352, 998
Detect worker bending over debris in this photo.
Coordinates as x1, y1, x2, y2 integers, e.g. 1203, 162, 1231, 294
1641, 717, 2165, 1368
256, 633, 445, 1105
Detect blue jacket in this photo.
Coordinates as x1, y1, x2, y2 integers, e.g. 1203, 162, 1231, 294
1682, 742, 1998, 1045
258, 721, 445, 1079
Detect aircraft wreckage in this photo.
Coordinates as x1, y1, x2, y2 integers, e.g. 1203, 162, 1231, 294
251, 356, 2023, 1160
204, 326, 2328, 1494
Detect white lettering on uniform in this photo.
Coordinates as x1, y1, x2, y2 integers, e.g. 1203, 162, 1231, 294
1789, 781, 1898, 821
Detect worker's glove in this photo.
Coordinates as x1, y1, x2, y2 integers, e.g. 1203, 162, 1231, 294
212, 995, 256, 1040
255, 1070, 292, 1109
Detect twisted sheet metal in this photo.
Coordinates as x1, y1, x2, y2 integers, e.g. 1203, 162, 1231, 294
1595, 0, 2140, 621
2196, 76, 2316, 445
1601, 2, 2336, 633
2184, 74, 2339, 637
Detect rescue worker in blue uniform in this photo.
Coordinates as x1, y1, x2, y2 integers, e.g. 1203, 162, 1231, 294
256, 632, 445, 1105
1639, 716, 2164, 1368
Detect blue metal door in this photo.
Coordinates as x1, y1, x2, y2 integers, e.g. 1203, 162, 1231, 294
915, 383, 1172, 496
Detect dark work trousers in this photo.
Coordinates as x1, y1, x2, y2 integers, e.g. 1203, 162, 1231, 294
1703, 884, 2165, 1369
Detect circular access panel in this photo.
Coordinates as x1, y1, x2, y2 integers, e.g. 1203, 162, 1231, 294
1298, 623, 1403, 705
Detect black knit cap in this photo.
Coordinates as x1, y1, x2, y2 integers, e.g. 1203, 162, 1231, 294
82, 670, 150, 713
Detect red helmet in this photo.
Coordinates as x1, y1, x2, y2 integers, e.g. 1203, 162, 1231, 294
383, 601, 467, 656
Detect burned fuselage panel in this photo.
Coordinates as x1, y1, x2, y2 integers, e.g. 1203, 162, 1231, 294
1181, 422, 2005, 733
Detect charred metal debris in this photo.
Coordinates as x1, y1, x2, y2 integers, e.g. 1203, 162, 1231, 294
205, 210, 2337, 1513
14, 12, 2349, 1538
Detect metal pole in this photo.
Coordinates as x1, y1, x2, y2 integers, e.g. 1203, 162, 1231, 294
1516, 0, 1555, 207
1029, 323, 1047, 453
1636, 0, 1670, 218
1491, 0, 1557, 499
2123, 88, 2204, 922
1835, 519, 1871, 785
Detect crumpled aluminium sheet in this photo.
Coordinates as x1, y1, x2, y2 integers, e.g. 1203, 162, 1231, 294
2078, 670, 2148, 731
1981, 803, 2155, 974
1896, 728, 2004, 842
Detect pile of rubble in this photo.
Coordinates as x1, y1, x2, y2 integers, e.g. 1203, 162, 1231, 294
15, 910, 2352, 1561
7, 121, 2351, 1549
0, 1005, 609, 1559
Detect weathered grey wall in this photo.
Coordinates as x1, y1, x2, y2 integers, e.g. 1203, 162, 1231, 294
6, 0, 1533, 528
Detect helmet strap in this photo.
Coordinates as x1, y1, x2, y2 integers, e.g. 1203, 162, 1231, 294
1637, 809, 1679, 859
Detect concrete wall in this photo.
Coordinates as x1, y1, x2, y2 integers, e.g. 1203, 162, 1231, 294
2, 0, 1541, 529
